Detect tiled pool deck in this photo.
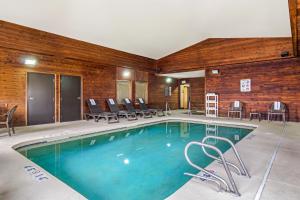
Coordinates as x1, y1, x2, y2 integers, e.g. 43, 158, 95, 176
0, 111, 299, 200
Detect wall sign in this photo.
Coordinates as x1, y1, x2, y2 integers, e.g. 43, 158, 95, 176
240, 79, 251, 92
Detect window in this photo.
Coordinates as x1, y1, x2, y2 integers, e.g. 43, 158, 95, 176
135, 81, 148, 103
116, 80, 132, 104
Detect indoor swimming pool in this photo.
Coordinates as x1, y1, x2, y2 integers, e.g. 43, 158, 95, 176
17, 121, 253, 200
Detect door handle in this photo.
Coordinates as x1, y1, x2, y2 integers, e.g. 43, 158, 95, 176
77, 97, 81, 100
29, 97, 34, 101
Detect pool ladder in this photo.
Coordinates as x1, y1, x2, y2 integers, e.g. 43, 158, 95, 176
184, 136, 250, 196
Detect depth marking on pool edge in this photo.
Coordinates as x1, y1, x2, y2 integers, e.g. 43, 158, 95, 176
254, 125, 286, 200
24, 165, 49, 182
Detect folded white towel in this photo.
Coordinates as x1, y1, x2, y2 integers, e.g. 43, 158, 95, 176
89, 99, 96, 105
139, 98, 144, 104
125, 98, 131, 104
274, 101, 281, 110
109, 99, 115, 105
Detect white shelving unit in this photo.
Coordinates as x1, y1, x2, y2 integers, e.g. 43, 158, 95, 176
206, 93, 218, 117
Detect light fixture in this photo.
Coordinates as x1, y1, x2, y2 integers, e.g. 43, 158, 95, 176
123, 70, 131, 78
24, 58, 37, 66
211, 69, 219, 75
166, 77, 172, 83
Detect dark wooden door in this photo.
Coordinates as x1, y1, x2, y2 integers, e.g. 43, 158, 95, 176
60, 75, 81, 122
27, 73, 55, 125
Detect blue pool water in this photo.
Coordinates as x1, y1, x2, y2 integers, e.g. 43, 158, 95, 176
18, 121, 252, 200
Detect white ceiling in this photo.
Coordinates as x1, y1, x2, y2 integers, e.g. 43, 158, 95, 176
159, 70, 205, 78
0, 0, 291, 59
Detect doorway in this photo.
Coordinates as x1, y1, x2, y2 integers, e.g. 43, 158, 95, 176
27, 72, 55, 125
180, 84, 190, 109
60, 75, 82, 122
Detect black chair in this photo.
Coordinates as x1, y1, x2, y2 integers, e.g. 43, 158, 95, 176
106, 98, 137, 121
123, 98, 152, 118
85, 99, 119, 124
0, 105, 18, 136
136, 98, 165, 117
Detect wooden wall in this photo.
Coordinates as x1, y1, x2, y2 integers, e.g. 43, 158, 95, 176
157, 38, 293, 73
148, 77, 205, 111
148, 75, 179, 109
206, 58, 300, 121
116, 67, 149, 105
0, 21, 155, 126
1, 20, 300, 124
0, 49, 117, 125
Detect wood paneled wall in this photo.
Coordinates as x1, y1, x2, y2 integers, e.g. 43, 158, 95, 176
206, 58, 300, 121
288, 0, 298, 56
148, 77, 205, 111
0, 21, 155, 126
0, 48, 117, 125
1, 20, 299, 124
148, 75, 179, 109
157, 38, 293, 73
116, 67, 149, 104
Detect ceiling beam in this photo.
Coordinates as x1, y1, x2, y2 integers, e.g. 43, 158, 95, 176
288, 0, 298, 56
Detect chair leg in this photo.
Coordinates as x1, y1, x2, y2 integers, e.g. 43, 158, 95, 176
7, 126, 11, 136
12, 125, 15, 134
5, 122, 11, 136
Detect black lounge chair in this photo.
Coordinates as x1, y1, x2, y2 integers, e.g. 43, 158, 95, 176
136, 98, 165, 117
0, 105, 17, 136
123, 98, 152, 118
106, 98, 137, 121
85, 99, 119, 123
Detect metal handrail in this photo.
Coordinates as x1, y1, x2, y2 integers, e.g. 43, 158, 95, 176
202, 136, 251, 178
184, 141, 241, 196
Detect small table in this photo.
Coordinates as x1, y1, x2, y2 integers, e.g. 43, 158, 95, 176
250, 112, 260, 121
260, 112, 268, 121
250, 112, 268, 121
